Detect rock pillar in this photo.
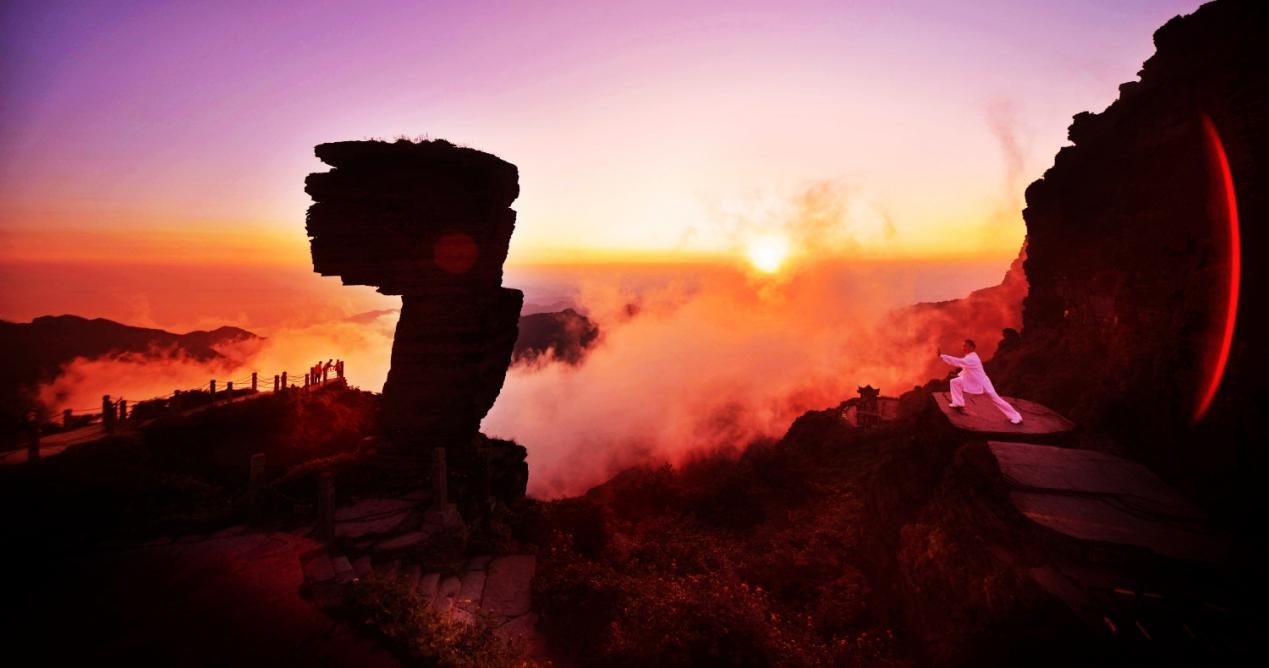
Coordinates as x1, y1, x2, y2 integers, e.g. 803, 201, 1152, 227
304, 139, 523, 458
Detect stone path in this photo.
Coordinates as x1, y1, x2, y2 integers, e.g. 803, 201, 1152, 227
300, 494, 542, 650
335, 498, 418, 539
0, 424, 106, 465
1, 383, 343, 466
932, 391, 1075, 437
301, 548, 539, 646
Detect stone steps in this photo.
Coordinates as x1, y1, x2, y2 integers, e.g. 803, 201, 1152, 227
930, 393, 1243, 655
299, 547, 540, 646
301, 490, 540, 647
987, 440, 1226, 563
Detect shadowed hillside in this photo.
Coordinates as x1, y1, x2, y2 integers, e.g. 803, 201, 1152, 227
0, 315, 257, 438
512, 308, 599, 366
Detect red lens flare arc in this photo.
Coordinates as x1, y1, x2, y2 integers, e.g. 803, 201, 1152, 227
1193, 114, 1241, 424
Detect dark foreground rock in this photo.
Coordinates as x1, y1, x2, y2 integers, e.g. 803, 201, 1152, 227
3, 531, 398, 666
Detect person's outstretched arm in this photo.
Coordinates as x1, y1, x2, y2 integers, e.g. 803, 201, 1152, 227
939, 353, 965, 368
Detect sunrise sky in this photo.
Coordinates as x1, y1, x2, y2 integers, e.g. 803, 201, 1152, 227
0, 0, 1203, 327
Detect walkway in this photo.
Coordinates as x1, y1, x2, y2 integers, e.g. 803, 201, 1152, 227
299, 494, 543, 651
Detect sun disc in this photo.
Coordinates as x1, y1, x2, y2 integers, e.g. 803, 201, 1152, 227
746, 235, 790, 273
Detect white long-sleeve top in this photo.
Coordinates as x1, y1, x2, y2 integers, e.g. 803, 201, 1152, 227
939, 351, 997, 394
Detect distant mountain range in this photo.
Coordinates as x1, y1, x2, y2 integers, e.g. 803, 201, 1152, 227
885, 251, 1028, 387
0, 315, 258, 430
344, 307, 601, 367
513, 308, 599, 365
0, 307, 603, 432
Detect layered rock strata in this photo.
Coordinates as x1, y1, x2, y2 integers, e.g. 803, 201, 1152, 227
305, 139, 523, 456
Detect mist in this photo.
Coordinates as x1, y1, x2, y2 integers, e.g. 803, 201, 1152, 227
482, 253, 1021, 497
36, 312, 399, 416
484, 183, 1024, 497
31, 182, 1023, 500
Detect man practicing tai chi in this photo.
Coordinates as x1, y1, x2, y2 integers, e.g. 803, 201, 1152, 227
938, 339, 1023, 424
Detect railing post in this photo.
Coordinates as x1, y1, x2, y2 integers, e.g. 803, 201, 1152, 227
248, 452, 266, 525
102, 394, 115, 435
432, 447, 448, 510
425, 447, 461, 527
273, 375, 280, 393
337, 360, 344, 379
27, 417, 39, 463
251, 372, 258, 392
226, 381, 234, 401
210, 379, 217, 397
281, 371, 288, 389
63, 409, 72, 428
317, 472, 334, 543
118, 399, 127, 421
172, 389, 183, 412
304, 373, 310, 388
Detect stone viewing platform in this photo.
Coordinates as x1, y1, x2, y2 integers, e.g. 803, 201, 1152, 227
932, 391, 1075, 439
987, 440, 1226, 564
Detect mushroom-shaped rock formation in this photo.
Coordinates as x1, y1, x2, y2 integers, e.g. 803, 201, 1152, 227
305, 139, 523, 458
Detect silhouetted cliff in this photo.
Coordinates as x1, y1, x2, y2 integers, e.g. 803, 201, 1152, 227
990, 0, 1267, 518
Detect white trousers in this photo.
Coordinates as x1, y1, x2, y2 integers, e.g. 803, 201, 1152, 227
950, 377, 1022, 422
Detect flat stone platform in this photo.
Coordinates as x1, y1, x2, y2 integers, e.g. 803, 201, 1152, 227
987, 441, 1226, 563
933, 391, 1075, 438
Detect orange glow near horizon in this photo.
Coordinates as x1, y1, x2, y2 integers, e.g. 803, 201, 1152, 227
1193, 113, 1240, 424
0, 224, 313, 267
0, 224, 1023, 270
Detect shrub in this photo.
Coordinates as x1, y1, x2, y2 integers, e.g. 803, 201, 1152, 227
341, 574, 532, 668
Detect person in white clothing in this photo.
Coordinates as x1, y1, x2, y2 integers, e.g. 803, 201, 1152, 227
938, 339, 1023, 424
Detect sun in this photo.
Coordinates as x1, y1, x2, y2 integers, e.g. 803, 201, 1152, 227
745, 234, 791, 273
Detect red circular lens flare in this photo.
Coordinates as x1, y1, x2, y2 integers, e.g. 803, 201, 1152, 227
433, 233, 479, 274
1193, 114, 1240, 424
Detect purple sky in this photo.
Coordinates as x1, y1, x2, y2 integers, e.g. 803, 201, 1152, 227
1, 0, 1204, 266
